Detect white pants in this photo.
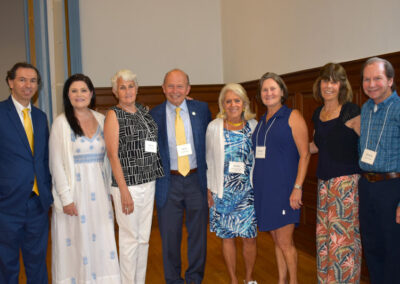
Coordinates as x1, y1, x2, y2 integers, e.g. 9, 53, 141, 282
111, 181, 155, 284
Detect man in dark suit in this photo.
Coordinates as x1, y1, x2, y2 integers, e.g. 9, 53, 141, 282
150, 69, 211, 284
0, 62, 52, 283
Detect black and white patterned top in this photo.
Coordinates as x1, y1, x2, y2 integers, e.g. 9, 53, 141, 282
111, 104, 164, 186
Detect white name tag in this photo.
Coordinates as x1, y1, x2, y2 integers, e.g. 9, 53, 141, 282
177, 144, 192, 157
255, 146, 266, 159
145, 140, 157, 153
361, 148, 377, 165
229, 161, 245, 174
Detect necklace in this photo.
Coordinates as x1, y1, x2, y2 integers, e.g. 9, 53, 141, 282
226, 120, 243, 127
118, 104, 137, 114
320, 105, 341, 121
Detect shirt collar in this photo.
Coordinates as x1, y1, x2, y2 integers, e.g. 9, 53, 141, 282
11, 95, 31, 114
365, 90, 398, 110
166, 99, 188, 114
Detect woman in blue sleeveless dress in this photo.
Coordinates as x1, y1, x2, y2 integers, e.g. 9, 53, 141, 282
252, 73, 310, 284
207, 83, 258, 284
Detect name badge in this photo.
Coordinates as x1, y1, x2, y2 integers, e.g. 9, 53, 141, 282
145, 140, 157, 153
177, 144, 192, 157
229, 161, 245, 174
255, 146, 266, 159
361, 148, 377, 165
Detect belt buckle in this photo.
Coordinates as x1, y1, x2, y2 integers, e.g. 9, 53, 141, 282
366, 172, 378, 183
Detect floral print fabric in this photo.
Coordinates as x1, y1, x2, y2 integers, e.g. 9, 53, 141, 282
316, 174, 362, 284
209, 123, 257, 239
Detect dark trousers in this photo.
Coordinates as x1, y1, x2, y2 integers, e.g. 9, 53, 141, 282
358, 177, 400, 284
157, 172, 208, 284
0, 194, 49, 284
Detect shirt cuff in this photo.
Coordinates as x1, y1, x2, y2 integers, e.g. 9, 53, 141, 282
60, 190, 73, 207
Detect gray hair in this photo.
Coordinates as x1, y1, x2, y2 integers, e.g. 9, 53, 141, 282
111, 69, 139, 93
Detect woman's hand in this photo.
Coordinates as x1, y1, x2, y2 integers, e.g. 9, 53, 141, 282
309, 141, 319, 154
105, 110, 134, 215
289, 188, 303, 210
345, 115, 361, 136
207, 189, 214, 208
120, 187, 134, 215
289, 109, 310, 211
63, 202, 78, 216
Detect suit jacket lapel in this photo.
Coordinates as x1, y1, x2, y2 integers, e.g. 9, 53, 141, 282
31, 107, 42, 156
160, 102, 170, 164
6, 97, 33, 155
186, 100, 199, 154
160, 102, 168, 138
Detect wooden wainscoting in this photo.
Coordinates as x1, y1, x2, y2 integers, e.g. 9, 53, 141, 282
240, 51, 400, 281
95, 84, 223, 117
94, 51, 400, 282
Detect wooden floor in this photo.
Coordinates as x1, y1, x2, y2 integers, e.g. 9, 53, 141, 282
146, 218, 318, 283
19, 215, 369, 284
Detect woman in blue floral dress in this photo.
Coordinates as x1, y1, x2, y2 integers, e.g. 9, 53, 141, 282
206, 83, 258, 284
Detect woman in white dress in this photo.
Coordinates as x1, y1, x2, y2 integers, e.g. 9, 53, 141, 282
50, 74, 121, 284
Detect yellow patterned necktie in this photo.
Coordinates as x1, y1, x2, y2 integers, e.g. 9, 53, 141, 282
22, 108, 39, 195
175, 107, 190, 176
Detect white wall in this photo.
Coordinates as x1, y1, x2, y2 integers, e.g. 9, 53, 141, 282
79, 0, 400, 86
221, 0, 400, 83
0, 0, 26, 101
79, 0, 223, 87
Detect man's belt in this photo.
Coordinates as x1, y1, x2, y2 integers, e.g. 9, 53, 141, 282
362, 172, 400, 183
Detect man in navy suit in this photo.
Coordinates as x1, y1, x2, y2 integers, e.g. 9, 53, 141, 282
150, 69, 211, 284
0, 62, 52, 283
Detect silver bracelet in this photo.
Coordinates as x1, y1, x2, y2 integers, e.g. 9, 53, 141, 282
294, 184, 302, 190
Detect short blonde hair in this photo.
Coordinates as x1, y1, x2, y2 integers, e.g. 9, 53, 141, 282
111, 69, 139, 94
217, 83, 256, 121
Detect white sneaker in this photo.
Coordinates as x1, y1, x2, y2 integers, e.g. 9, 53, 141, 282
244, 281, 257, 284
